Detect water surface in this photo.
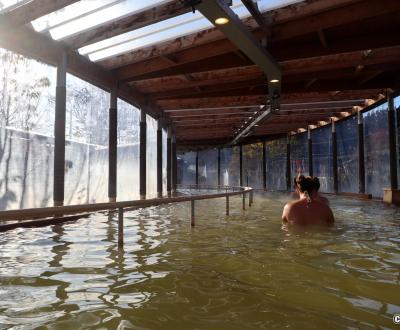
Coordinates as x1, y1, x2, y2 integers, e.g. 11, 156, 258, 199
0, 193, 399, 329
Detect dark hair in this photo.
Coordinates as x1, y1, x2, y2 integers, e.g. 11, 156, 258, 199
312, 177, 320, 191
294, 174, 315, 194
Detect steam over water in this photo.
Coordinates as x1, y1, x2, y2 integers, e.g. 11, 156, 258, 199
0, 193, 399, 329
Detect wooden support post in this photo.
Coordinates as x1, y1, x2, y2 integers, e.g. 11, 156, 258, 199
157, 120, 162, 197
286, 135, 291, 191
118, 208, 124, 248
332, 120, 338, 193
53, 51, 67, 207
171, 133, 177, 193
190, 200, 195, 226
167, 127, 172, 194
308, 127, 313, 177
226, 195, 229, 215
262, 140, 267, 191
239, 145, 243, 186
242, 192, 246, 210
139, 110, 146, 199
108, 86, 117, 203
217, 148, 221, 187
358, 111, 365, 194
248, 191, 251, 207
195, 150, 199, 186
388, 94, 398, 190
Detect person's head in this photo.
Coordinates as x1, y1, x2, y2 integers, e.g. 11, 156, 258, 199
294, 174, 315, 198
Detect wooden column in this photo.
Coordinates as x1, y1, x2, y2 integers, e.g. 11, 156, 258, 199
195, 150, 199, 185
286, 135, 291, 191
171, 133, 177, 192
53, 52, 67, 207
108, 87, 117, 203
358, 111, 365, 194
388, 93, 398, 190
167, 127, 172, 194
217, 148, 221, 187
308, 127, 313, 177
262, 140, 267, 190
157, 120, 163, 197
139, 109, 146, 199
239, 144, 243, 186
332, 120, 338, 193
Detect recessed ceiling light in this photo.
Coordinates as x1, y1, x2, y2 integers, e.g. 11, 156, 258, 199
270, 79, 279, 83
215, 17, 229, 25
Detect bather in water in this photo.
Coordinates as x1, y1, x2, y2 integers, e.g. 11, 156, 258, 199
282, 175, 334, 226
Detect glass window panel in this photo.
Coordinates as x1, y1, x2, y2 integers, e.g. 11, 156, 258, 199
363, 102, 390, 198
0, 0, 30, 14
243, 143, 263, 188
257, 0, 303, 13
64, 74, 109, 205
146, 114, 157, 197
198, 148, 218, 186
162, 129, 167, 192
0, 48, 56, 210
178, 151, 196, 186
311, 126, 333, 193
290, 133, 309, 180
395, 96, 400, 184
117, 98, 140, 201
336, 116, 358, 193
220, 147, 240, 187
265, 138, 287, 190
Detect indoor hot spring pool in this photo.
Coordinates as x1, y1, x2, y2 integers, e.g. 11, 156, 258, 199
0, 192, 399, 329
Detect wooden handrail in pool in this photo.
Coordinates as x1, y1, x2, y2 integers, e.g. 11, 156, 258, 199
0, 185, 254, 233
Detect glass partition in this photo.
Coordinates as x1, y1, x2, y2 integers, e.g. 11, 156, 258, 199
243, 143, 263, 188
117, 98, 140, 201
312, 126, 333, 193
364, 102, 390, 197
290, 132, 309, 179
265, 138, 287, 190
220, 147, 240, 186
146, 115, 157, 197
198, 148, 218, 186
162, 129, 167, 193
0, 49, 56, 210
337, 116, 358, 193
178, 151, 196, 185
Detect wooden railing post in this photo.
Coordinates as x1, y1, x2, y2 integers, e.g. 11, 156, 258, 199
118, 208, 124, 248
226, 195, 229, 215
190, 200, 195, 226
242, 192, 246, 210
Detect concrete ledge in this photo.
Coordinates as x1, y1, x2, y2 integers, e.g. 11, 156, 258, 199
383, 189, 400, 205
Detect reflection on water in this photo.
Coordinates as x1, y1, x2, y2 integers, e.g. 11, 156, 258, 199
0, 193, 400, 329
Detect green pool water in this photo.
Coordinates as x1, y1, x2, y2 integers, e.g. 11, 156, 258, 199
0, 192, 399, 329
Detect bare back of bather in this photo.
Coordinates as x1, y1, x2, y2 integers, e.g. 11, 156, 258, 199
282, 175, 334, 226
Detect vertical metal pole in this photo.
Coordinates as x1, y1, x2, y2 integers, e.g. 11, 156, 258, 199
118, 208, 124, 248
53, 51, 67, 207
262, 140, 267, 190
332, 119, 338, 193
358, 111, 365, 194
171, 133, 177, 193
242, 192, 246, 210
190, 200, 195, 226
157, 120, 162, 197
388, 93, 398, 190
226, 195, 229, 215
286, 135, 291, 191
248, 191, 251, 207
217, 148, 221, 187
139, 110, 146, 199
308, 127, 313, 177
239, 144, 243, 186
195, 150, 199, 186
167, 127, 172, 194
108, 87, 117, 203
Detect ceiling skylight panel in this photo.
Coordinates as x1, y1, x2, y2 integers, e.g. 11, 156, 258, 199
0, 0, 31, 14
31, 0, 122, 33
85, 0, 251, 62
256, 0, 303, 13
46, 0, 172, 41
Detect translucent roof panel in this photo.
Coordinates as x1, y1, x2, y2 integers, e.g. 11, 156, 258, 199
31, 0, 173, 40
256, 0, 303, 12
81, 0, 251, 62
0, 0, 31, 14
